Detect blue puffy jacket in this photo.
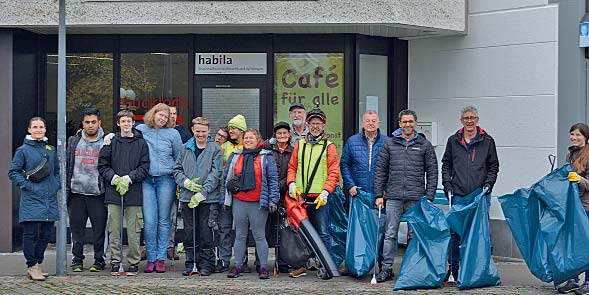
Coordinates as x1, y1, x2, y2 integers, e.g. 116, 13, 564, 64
340, 129, 387, 194
8, 136, 60, 223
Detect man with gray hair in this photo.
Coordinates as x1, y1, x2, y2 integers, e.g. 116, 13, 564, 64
373, 109, 438, 283
441, 105, 499, 284
288, 102, 309, 145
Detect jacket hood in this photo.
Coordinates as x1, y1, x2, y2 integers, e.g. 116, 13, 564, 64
392, 128, 418, 140
455, 126, 487, 147
185, 138, 215, 152
81, 127, 105, 142
114, 128, 143, 142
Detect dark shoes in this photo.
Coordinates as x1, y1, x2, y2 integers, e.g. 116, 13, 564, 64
558, 279, 580, 294
375, 269, 395, 283
575, 283, 589, 295
227, 266, 242, 278
213, 263, 229, 273
89, 259, 106, 272
71, 261, 83, 272
200, 269, 211, 276
259, 267, 269, 279
126, 265, 138, 276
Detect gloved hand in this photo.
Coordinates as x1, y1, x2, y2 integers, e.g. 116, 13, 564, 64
115, 177, 129, 196
268, 202, 277, 213
188, 192, 206, 209
288, 182, 300, 199
314, 190, 329, 209
568, 172, 580, 183
222, 205, 231, 212
111, 174, 120, 186
103, 133, 115, 145
121, 175, 132, 186
183, 178, 202, 193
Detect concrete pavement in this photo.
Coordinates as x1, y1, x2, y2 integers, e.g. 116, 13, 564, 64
0, 246, 558, 294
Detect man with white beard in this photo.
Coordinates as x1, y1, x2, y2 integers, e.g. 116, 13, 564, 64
288, 102, 309, 145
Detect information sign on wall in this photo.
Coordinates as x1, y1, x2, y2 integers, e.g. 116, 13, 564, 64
195, 53, 267, 74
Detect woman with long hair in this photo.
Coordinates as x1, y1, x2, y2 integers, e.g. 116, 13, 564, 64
221, 128, 279, 279
559, 122, 589, 294
8, 117, 60, 281
135, 103, 183, 273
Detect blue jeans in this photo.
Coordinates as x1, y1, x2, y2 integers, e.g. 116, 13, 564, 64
307, 202, 332, 249
22, 221, 53, 267
381, 199, 417, 271
142, 175, 176, 262
448, 194, 491, 270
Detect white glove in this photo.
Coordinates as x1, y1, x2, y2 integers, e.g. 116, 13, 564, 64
188, 192, 206, 209
121, 175, 132, 186
288, 182, 298, 198
111, 174, 120, 186
103, 133, 115, 145
314, 189, 329, 209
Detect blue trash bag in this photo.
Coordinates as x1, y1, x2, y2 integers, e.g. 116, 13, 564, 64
446, 188, 501, 289
328, 185, 348, 268
498, 164, 589, 286
345, 189, 378, 277
393, 197, 451, 290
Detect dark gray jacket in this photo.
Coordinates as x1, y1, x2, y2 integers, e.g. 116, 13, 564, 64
373, 129, 438, 201
173, 139, 222, 204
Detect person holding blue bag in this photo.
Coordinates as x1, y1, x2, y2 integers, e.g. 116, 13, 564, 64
557, 123, 589, 295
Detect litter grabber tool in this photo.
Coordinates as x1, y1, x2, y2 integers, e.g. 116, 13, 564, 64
369, 205, 383, 287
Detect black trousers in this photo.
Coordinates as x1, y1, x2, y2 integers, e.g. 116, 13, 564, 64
182, 202, 215, 271
68, 193, 107, 263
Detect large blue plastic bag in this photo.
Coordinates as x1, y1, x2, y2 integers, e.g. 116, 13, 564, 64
328, 185, 348, 268
446, 188, 501, 289
345, 189, 378, 277
393, 197, 450, 290
499, 164, 589, 286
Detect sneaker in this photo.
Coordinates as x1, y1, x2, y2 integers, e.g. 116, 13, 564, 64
241, 263, 252, 273
575, 283, 589, 295
89, 260, 106, 272
71, 261, 83, 272
306, 257, 319, 271
558, 279, 580, 294
144, 261, 156, 273
200, 269, 211, 276
126, 265, 138, 276
167, 248, 180, 260
227, 266, 241, 278
289, 267, 307, 278
155, 260, 166, 273
376, 269, 395, 283
111, 264, 122, 276
213, 263, 229, 273
259, 267, 269, 279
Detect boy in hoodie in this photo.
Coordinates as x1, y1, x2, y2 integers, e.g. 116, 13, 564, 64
66, 108, 107, 272
98, 110, 150, 275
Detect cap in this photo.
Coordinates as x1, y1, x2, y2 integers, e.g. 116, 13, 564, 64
289, 102, 305, 112
273, 121, 291, 133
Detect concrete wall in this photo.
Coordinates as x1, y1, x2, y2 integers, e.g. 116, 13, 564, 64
409, 0, 575, 257
0, 0, 466, 36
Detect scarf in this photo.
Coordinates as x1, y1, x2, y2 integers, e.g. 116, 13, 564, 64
239, 147, 262, 192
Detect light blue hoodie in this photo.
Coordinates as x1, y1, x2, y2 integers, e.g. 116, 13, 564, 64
136, 124, 182, 176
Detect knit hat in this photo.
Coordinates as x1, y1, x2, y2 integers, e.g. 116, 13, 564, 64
273, 121, 291, 133
228, 114, 247, 131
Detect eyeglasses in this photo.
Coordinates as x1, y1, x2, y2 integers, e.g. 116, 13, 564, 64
308, 122, 324, 127
215, 133, 227, 139
461, 116, 479, 121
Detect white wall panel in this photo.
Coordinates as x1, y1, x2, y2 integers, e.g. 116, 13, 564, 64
469, 0, 549, 14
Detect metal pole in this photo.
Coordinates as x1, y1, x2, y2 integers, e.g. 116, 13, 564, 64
56, 0, 68, 276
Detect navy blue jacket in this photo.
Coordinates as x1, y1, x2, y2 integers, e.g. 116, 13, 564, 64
340, 129, 387, 193
8, 136, 60, 223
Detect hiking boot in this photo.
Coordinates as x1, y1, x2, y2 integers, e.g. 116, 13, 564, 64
71, 261, 83, 272
241, 263, 252, 273
213, 263, 229, 273
576, 283, 589, 295
259, 267, 270, 279
376, 269, 395, 283
89, 259, 106, 272
227, 266, 241, 278
126, 265, 138, 276
559, 279, 580, 294
155, 260, 166, 273
167, 248, 179, 260
289, 267, 307, 278
144, 261, 156, 273
28, 264, 46, 281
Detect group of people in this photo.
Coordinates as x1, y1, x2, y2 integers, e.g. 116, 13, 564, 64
9, 99, 589, 293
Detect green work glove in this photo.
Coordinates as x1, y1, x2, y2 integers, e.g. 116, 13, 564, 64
187, 192, 206, 209
116, 177, 129, 196
183, 178, 202, 193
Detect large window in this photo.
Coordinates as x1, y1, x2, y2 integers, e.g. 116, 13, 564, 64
359, 54, 388, 135
46, 53, 114, 140
202, 88, 260, 133
120, 53, 189, 125
274, 53, 344, 151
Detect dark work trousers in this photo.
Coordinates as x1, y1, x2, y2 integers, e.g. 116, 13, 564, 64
22, 221, 54, 267
181, 202, 215, 272
68, 193, 107, 263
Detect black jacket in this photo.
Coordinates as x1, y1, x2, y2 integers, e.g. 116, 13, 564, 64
441, 127, 499, 196
373, 130, 438, 201
263, 139, 294, 204
98, 130, 150, 206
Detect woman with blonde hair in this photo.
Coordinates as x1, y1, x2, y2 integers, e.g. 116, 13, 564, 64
135, 103, 183, 273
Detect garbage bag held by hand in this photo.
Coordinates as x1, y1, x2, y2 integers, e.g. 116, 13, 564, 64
499, 164, 589, 286
328, 185, 348, 268
446, 188, 501, 289
393, 197, 450, 290
345, 189, 377, 277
